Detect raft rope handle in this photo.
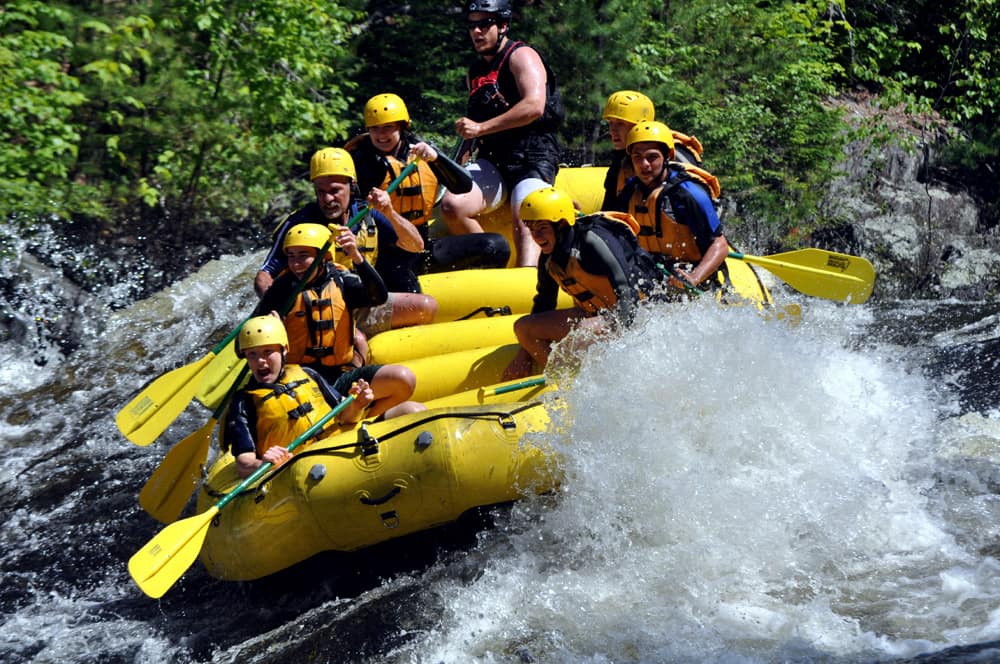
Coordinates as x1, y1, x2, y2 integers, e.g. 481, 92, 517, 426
456, 305, 513, 321
201, 403, 546, 499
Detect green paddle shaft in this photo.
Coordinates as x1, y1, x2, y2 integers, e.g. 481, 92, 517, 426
480, 376, 546, 398
346, 161, 418, 230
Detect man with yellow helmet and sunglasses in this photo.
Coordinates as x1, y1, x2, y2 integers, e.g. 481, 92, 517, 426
502, 187, 667, 380
255, 147, 437, 340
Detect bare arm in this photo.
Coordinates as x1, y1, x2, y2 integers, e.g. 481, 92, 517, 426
367, 188, 424, 253
456, 46, 547, 140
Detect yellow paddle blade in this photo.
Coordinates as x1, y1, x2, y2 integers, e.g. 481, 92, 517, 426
194, 340, 243, 410
730, 249, 875, 304
129, 506, 218, 598
115, 353, 214, 446
138, 417, 216, 524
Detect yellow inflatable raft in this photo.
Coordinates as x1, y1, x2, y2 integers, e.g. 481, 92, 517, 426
197, 379, 556, 581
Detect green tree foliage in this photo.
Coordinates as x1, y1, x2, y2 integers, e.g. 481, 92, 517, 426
2, 0, 998, 247
2, 0, 363, 231
0, 2, 90, 220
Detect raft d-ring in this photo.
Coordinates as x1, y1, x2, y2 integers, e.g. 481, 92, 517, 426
499, 412, 516, 430
380, 510, 400, 529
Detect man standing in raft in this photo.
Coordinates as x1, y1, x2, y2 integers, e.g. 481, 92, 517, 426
441, 0, 564, 267
502, 187, 667, 380
224, 315, 374, 478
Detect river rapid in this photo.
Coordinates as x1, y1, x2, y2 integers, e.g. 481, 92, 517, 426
2, 230, 1000, 663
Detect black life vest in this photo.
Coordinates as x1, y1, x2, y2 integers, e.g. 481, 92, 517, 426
467, 39, 564, 141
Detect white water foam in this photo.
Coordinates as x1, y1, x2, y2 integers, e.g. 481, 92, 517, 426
399, 298, 1000, 662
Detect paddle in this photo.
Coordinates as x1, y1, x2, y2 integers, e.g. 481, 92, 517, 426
115, 325, 245, 446
138, 365, 249, 524
727, 248, 875, 304
478, 376, 547, 399
129, 394, 356, 598
194, 161, 421, 410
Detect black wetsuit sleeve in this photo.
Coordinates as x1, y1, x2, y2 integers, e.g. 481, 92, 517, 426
601, 154, 624, 210
426, 145, 474, 194
341, 260, 388, 309
225, 392, 259, 458
531, 260, 561, 314
580, 227, 641, 324
254, 272, 297, 316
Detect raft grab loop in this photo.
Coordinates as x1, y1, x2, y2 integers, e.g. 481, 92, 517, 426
359, 486, 402, 506
457, 305, 512, 320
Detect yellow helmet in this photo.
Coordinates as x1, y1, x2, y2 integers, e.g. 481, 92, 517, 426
237, 316, 288, 357
603, 90, 655, 124
520, 187, 577, 226
309, 147, 357, 181
364, 93, 411, 128
625, 121, 675, 157
282, 223, 332, 254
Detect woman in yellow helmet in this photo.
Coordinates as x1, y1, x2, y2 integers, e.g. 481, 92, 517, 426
346, 93, 511, 271
502, 187, 667, 380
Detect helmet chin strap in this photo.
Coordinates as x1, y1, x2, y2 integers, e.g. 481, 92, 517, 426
484, 26, 509, 56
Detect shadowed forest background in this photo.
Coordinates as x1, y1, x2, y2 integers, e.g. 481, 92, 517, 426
2, 0, 998, 299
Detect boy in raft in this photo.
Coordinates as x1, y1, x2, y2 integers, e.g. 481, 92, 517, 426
502, 187, 667, 380
346, 92, 511, 272
254, 222, 425, 423
614, 121, 728, 292
225, 315, 375, 478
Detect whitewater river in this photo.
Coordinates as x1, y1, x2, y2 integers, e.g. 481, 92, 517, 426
2, 241, 1000, 663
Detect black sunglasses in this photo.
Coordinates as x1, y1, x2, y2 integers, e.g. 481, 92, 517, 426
467, 17, 498, 31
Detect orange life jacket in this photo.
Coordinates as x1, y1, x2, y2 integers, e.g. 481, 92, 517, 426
283, 266, 356, 371
377, 152, 438, 226
626, 165, 721, 262
544, 212, 643, 315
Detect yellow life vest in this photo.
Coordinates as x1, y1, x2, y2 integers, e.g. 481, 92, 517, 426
335, 209, 379, 270
544, 213, 641, 315
627, 165, 721, 262
283, 266, 356, 370
244, 364, 334, 457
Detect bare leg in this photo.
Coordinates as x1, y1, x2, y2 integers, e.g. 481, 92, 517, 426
512, 308, 585, 370
441, 188, 486, 235
389, 292, 438, 328
366, 364, 417, 420
382, 400, 427, 419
